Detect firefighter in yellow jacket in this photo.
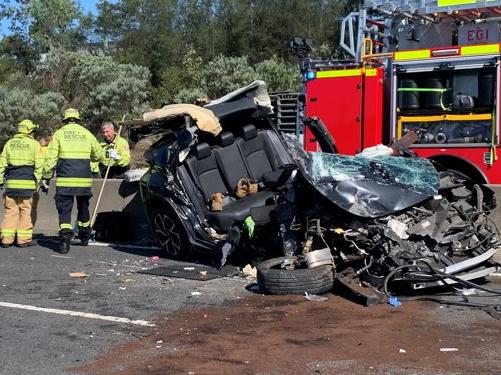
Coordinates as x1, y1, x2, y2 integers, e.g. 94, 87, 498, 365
0, 120, 43, 247
91, 121, 131, 178
42, 109, 103, 254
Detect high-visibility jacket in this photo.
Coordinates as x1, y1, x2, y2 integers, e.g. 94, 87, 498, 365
90, 135, 131, 174
101, 135, 131, 167
42, 122, 103, 196
0, 134, 43, 197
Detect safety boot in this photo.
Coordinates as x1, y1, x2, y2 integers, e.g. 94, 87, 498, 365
79, 229, 91, 246
59, 236, 71, 254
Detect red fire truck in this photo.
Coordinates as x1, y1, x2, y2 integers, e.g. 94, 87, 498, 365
298, 0, 501, 184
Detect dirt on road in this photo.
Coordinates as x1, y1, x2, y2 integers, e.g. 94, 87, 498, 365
75, 286, 501, 375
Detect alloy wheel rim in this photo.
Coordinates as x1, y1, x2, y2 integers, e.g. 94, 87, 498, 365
154, 213, 182, 256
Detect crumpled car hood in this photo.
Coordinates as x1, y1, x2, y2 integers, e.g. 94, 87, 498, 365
301, 152, 440, 218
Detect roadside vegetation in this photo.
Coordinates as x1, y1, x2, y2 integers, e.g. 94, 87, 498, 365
0, 0, 357, 141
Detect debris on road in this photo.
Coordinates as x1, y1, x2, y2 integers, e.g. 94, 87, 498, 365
440, 348, 459, 352
69, 272, 88, 278
399, 349, 407, 353
242, 264, 257, 279
388, 297, 401, 307
191, 291, 202, 296
304, 292, 328, 302
138, 264, 239, 281
147, 256, 160, 263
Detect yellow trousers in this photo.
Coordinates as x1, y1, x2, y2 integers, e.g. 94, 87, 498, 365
0, 196, 33, 245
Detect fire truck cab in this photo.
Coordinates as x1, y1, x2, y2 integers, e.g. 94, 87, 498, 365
300, 0, 501, 184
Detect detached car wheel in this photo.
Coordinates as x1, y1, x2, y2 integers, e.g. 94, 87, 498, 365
257, 256, 334, 295
150, 206, 191, 260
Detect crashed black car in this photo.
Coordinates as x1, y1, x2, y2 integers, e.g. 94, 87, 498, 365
138, 81, 500, 301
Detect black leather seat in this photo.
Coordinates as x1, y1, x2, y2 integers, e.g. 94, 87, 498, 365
214, 132, 252, 190
206, 191, 274, 232
236, 124, 280, 182
184, 139, 273, 233
185, 142, 228, 203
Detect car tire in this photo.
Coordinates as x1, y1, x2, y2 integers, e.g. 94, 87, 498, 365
149, 205, 192, 260
257, 256, 334, 295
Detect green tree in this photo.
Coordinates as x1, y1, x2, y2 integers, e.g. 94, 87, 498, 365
30, 0, 81, 50
201, 55, 256, 98
255, 57, 301, 92
34, 49, 151, 126
97, 0, 181, 85
0, 0, 88, 72
0, 85, 65, 143
152, 49, 204, 106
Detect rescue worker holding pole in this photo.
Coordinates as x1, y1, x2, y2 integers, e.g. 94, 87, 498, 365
91, 121, 131, 178
42, 108, 103, 254
0, 120, 43, 247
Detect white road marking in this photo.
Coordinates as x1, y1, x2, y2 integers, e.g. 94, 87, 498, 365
0, 302, 155, 327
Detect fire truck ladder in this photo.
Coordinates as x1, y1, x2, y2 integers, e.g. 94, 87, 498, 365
365, 1, 501, 16
342, 1, 501, 61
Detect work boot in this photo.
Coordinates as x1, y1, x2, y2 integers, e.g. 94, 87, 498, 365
17, 239, 38, 248
211, 192, 224, 212
1, 242, 12, 248
235, 178, 251, 198
59, 236, 71, 254
78, 228, 91, 246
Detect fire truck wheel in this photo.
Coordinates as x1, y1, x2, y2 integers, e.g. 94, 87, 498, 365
257, 256, 334, 295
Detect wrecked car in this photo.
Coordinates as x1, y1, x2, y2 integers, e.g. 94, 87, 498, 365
137, 81, 500, 302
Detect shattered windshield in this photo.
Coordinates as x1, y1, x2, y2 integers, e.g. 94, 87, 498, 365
309, 153, 439, 196
303, 153, 440, 218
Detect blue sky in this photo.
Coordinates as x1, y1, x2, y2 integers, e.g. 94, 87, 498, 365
81, 0, 99, 14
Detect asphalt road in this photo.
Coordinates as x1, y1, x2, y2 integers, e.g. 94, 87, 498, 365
0, 242, 250, 375
0, 241, 500, 375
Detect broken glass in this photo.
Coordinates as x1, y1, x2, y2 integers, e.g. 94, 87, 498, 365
302, 152, 440, 218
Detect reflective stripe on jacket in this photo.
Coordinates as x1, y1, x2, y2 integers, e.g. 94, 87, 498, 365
42, 122, 103, 196
0, 134, 43, 197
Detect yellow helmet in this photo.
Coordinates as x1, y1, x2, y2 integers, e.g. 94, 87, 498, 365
17, 119, 38, 135
63, 108, 80, 121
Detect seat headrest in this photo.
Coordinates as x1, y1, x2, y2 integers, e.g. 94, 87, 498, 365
218, 132, 234, 147
194, 143, 211, 160
241, 124, 257, 141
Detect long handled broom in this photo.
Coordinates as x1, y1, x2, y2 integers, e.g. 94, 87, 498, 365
89, 122, 124, 235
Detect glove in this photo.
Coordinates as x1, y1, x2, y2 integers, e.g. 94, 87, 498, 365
0, 183, 3, 190
40, 179, 50, 195
108, 149, 121, 161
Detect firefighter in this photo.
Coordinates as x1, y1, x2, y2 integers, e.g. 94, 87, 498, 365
0, 119, 43, 247
31, 136, 50, 227
42, 108, 103, 254
92, 121, 130, 178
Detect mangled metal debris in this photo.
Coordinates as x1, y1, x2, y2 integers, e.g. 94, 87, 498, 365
135, 82, 500, 304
